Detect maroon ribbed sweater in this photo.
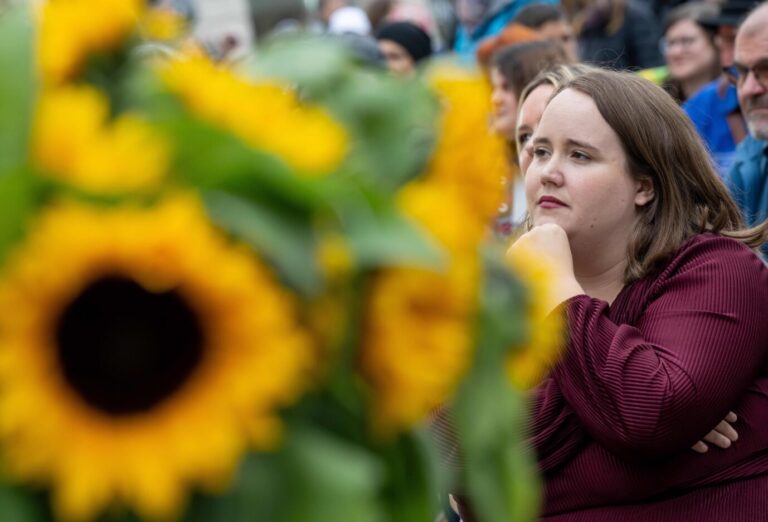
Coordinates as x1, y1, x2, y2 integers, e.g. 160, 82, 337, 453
533, 234, 768, 520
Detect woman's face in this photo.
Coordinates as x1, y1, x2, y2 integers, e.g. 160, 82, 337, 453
526, 89, 651, 245
516, 83, 554, 174
490, 67, 518, 139
664, 19, 717, 82
378, 39, 415, 75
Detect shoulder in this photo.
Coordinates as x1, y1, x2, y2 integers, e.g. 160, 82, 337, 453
734, 135, 767, 160
729, 136, 767, 179
683, 80, 722, 114
657, 234, 767, 290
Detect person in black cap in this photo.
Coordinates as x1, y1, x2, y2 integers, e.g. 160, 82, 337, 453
375, 21, 433, 75
682, 0, 757, 176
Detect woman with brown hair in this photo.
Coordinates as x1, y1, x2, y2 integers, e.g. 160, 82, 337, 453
486, 41, 571, 235
503, 69, 768, 520
661, 2, 722, 103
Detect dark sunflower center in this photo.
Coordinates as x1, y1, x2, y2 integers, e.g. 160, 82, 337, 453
55, 276, 204, 416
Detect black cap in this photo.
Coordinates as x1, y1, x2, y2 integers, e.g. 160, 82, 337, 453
699, 0, 759, 28
375, 21, 433, 63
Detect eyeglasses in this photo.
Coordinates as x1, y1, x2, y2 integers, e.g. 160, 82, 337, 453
660, 35, 701, 53
723, 60, 768, 87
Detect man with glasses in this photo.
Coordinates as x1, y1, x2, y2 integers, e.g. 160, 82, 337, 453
727, 1, 768, 256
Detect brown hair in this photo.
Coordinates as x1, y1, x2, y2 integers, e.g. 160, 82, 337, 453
561, 70, 766, 281
561, 0, 626, 36
516, 63, 599, 152
491, 40, 571, 100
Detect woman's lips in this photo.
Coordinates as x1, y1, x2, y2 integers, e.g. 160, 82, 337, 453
538, 195, 567, 209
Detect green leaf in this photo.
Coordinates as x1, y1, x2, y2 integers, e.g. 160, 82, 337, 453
340, 200, 444, 269
0, 169, 38, 265
454, 372, 541, 522
378, 431, 441, 522
0, 2, 36, 173
167, 113, 326, 211
281, 429, 384, 522
0, 485, 43, 522
477, 247, 528, 363
203, 190, 322, 295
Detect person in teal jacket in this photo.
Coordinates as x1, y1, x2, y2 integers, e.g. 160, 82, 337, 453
727, 135, 768, 257
724, 2, 768, 258
453, 0, 557, 60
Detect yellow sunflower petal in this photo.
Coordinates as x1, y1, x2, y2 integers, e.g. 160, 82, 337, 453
31, 85, 169, 193
37, 0, 145, 84
504, 241, 564, 389
160, 55, 348, 174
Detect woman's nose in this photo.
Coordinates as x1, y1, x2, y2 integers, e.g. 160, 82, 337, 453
539, 161, 564, 186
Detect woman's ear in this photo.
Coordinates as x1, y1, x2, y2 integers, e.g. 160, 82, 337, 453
634, 177, 654, 207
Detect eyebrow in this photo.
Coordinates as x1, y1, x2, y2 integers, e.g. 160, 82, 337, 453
565, 138, 599, 151
733, 58, 768, 70
531, 136, 599, 151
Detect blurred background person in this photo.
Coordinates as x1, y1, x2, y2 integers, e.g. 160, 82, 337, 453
475, 21, 541, 68
327, 4, 373, 35
489, 40, 570, 140
660, 2, 721, 103
375, 20, 433, 74
488, 40, 572, 234
725, 1, 768, 257
513, 3, 579, 61
562, 0, 664, 69
453, 0, 557, 60
684, 0, 756, 176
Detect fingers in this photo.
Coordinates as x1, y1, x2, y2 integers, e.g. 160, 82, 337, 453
691, 440, 709, 453
703, 429, 733, 449
692, 412, 739, 454
449, 495, 460, 516
714, 417, 739, 442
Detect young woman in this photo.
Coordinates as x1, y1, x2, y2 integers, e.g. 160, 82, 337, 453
661, 2, 721, 103
487, 41, 571, 235
508, 69, 768, 520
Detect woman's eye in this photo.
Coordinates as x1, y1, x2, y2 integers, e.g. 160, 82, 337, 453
572, 151, 590, 161
533, 147, 550, 158
518, 133, 531, 145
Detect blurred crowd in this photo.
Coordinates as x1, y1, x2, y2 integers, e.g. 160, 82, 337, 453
145, 0, 766, 246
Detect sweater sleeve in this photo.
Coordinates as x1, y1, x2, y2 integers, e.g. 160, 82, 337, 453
548, 237, 768, 458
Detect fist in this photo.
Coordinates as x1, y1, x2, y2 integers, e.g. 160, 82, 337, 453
507, 224, 583, 309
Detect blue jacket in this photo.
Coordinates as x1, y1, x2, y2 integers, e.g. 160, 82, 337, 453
726, 135, 768, 256
453, 0, 557, 60
683, 80, 741, 177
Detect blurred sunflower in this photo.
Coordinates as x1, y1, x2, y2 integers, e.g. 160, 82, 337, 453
361, 182, 481, 435
424, 64, 511, 235
37, 0, 145, 84
504, 243, 564, 389
0, 196, 311, 521
32, 85, 169, 194
161, 55, 348, 175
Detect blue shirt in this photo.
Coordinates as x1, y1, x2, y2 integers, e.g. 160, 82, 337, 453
683, 80, 741, 177
726, 135, 768, 256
